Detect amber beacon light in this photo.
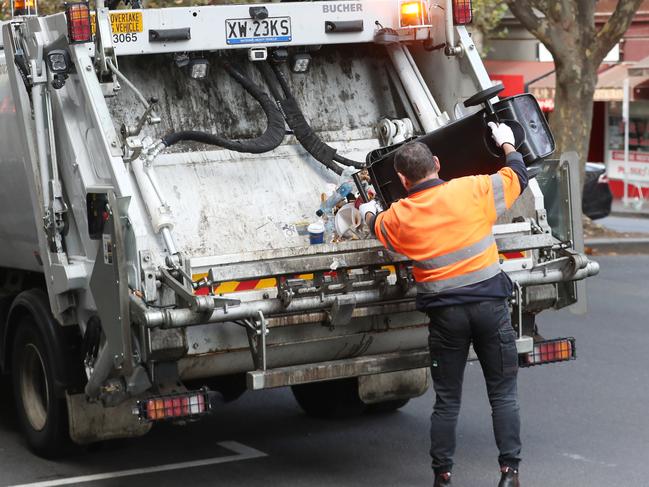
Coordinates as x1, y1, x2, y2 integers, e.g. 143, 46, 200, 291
400, 1, 425, 27
12, 0, 37, 16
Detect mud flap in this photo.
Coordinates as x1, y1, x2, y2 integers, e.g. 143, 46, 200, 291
67, 393, 151, 445
358, 368, 428, 405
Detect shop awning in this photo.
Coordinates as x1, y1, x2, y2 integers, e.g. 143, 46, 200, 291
485, 58, 649, 110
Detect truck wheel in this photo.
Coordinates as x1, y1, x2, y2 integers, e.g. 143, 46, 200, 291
12, 316, 70, 457
365, 398, 410, 414
292, 378, 367, 419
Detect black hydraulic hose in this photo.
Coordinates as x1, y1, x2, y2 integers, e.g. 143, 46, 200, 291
14, 55, 32, 96
256, 62, 285, 107
268, 63, 365, 172
280, 96, 343, 175
161, 62, 286, 154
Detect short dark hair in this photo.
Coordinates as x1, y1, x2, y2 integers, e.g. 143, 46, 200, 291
393, 142, 437, 182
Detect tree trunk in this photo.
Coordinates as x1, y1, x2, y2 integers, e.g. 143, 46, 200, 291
550, 58, 598, 184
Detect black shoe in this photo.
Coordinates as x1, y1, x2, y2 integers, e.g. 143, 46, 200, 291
498, 466, 520, 487
434, 471, 452, 487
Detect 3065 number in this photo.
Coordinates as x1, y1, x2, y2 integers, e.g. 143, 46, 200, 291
113, 33, 138, 44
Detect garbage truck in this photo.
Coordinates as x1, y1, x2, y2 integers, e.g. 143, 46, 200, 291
0, 0, 599, 456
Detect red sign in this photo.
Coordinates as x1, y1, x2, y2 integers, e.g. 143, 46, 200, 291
611, 150, 649, 164
607, 150, 649, 196
537, 98, 555, 112
489, 74, 525, 97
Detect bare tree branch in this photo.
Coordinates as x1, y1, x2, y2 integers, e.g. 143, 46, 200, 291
506, 0, 572, 61
594, 0, 644, 62
504, 1, 550, 45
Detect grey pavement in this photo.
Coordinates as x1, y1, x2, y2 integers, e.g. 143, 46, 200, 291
0, 255, 648, 487
598, 215, 649, 234
611, 198, 649, 218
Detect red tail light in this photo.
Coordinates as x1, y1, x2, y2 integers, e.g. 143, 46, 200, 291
519, 338, 576, 367
134, 389, 212, 422
453, 0, 473, 25
66, 2, 92, 43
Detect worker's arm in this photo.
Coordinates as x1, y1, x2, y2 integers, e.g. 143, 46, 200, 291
486, 122, 528, 218
502, 143, 528, 194
361, 201, 401, 253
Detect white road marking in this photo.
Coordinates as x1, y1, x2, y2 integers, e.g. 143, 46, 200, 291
561, 452, 617, 468
8, 441, 267, 487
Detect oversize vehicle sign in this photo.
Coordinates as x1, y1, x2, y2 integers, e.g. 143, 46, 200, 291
225, 17, 292, 45
91, 11, 143, 44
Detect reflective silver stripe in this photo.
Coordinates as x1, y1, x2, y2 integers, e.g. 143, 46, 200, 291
380, 220, 397, 252
491, 173, 506, 216
416, 262, 502, 294
414, 234, 496, 270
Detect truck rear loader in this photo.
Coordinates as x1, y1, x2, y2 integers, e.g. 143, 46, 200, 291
0, 0, 599, 456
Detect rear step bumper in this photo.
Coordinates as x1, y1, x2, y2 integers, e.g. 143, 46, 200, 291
247, 349, 430, 390
247, 336, 535, 390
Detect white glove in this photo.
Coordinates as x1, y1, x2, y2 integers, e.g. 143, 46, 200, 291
488, 122, 515, 149
360, 200, 380, 224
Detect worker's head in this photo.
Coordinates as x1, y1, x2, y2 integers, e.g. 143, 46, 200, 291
393, 142, 440, 190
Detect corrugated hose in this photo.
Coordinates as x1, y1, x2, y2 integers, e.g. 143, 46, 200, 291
264, 62, 366, 174
161, 61, 286, 154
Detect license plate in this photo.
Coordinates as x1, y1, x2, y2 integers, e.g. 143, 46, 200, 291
225, 17, 292, 45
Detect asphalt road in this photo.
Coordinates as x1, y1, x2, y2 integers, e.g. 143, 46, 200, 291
1, 255, 647, 487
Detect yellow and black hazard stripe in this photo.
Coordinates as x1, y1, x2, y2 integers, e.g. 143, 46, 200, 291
193, 265, 398, 296
500, 251, 528, 261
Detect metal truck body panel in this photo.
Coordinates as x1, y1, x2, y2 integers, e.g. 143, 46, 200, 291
0, 52, 41, 272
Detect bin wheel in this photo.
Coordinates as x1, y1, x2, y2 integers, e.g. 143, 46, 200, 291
292, 378, 366, 419
12, 316, 70, 457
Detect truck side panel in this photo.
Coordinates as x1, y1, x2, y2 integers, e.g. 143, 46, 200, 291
0, 53, 40, 273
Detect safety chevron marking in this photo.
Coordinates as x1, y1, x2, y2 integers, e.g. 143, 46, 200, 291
192, 266, 398, 295
500, 252, 528, 260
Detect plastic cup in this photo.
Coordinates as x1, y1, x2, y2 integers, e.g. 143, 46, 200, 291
334, 203, 362, 238
308, 222, 325, 244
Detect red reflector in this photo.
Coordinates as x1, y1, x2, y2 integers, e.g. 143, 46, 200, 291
453, 0, 473, 25
66, 2, 93, 43
520, 338, 576, 367
136, 389, 211, 422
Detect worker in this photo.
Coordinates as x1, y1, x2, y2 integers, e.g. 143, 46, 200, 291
360, 122, 526, 487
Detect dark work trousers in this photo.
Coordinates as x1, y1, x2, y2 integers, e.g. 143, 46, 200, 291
427, 299, 521, 474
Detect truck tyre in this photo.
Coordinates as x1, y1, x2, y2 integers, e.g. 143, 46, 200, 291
12, 316, 69, 457
291, 378, 367, 419
365, 398, 410, 414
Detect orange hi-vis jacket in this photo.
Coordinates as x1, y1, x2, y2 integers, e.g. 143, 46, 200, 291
374, 166, 522, 296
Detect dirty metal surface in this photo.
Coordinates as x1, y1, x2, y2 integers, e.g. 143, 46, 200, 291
246, 348, 431, 390
108, 47, 399, 146
179, 319, 429, 380
107, 47, 404, 259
